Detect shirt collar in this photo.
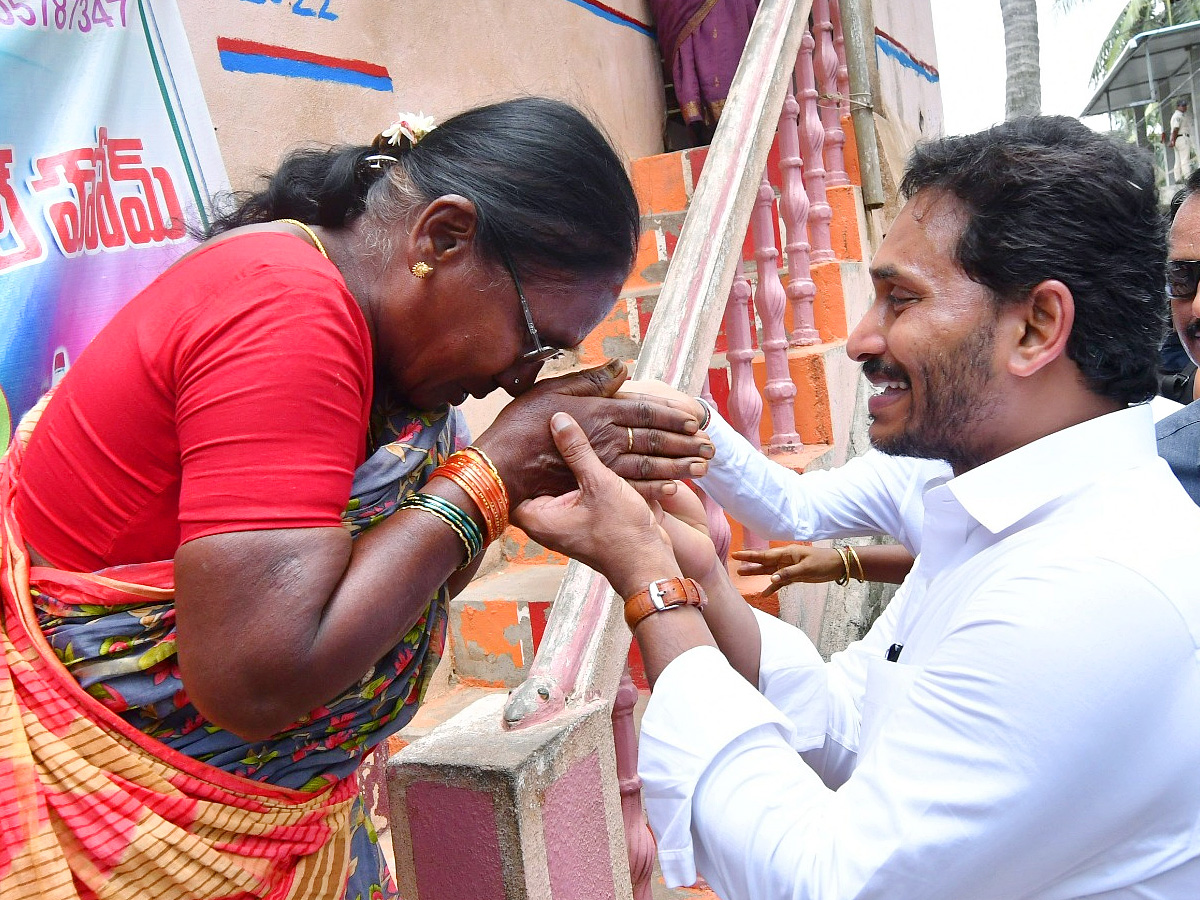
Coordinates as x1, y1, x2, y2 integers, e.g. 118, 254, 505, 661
943, 404, 1158, 535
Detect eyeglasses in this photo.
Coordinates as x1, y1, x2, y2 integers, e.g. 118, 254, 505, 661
497, 246, 564, 364
1167, 259, 1200, 302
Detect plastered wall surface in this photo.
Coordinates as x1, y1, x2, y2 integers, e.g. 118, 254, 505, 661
872, 0, 942, 144
176, 0, 666, 191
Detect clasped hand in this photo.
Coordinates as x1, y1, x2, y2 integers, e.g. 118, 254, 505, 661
513, 413, 719, 599
474, 360, 714, 506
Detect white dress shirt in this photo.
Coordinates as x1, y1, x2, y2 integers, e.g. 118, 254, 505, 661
695, 400, 1181, 558
695, 406, 951, 555
639, 405, 1200, 899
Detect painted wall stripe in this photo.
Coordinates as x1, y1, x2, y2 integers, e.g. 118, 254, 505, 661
874, 28, 939, 83
562, 0, 654, 38
216, 36, 393, 90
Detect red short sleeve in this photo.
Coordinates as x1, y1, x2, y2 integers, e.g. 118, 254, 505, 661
173, 258, 372, 544
15, 234, 374, 571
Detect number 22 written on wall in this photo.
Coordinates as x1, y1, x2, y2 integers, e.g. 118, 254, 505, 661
240, 0, 338, 22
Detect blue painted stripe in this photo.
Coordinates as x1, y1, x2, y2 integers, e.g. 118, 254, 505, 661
561, 0, 654, 38
218, 50, 394, 91
875, 34, 938, 83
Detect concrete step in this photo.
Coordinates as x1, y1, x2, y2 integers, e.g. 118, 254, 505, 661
389, 680, 503, 753
448, 561, 570, 687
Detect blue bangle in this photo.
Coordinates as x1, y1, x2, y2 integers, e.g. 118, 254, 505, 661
399, 493, 484, 568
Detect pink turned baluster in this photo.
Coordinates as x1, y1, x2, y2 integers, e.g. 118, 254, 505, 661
721, 264, 767, 550
749, 175, 801, 452
829, 0, 851, 118
613, 668, 655, 900
777, 83, 822, 347
723, 259, 764, 449
812, 0, 849, 186
699, 376, 739, 557
797, 29, 834, 262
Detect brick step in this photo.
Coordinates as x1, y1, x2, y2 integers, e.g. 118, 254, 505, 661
655, 878, 720, 899
573, 135, 869, 372
442, 441, 834, 696
447, 561, 570, 687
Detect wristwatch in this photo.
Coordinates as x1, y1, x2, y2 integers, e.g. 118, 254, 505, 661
623, 576, 708, 631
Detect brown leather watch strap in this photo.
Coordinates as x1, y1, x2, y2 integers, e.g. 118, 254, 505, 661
623, 576, 708, 631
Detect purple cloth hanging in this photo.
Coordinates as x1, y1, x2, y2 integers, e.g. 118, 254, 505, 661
649, 0, 760, 128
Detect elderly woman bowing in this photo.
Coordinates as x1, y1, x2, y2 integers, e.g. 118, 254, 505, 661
0, 98, 710, 900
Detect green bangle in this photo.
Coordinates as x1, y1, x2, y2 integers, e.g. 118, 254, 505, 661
399, 493, 484, 568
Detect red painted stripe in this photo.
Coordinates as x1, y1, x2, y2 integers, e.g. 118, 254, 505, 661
873, 27, 940, 78
215, 37, 389, 78
585, 0, 650, 30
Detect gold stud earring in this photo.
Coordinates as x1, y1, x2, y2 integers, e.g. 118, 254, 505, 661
410, 261, 433, 278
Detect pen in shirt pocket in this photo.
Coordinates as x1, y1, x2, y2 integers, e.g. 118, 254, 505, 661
886, 643, 904, 662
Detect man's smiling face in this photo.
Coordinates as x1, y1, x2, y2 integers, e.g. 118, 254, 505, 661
847, 189, 1003, 473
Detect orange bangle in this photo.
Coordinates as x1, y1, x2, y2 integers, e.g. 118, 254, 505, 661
437, 461, 503, 541
433, 451, 509, 544
461, 446, 509, 511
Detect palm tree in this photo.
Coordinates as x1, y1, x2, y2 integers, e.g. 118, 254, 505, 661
1000, 0, 1042, 118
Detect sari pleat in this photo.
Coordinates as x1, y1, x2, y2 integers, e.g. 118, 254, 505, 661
650, 0, 759, 128
1, 393, 467, 899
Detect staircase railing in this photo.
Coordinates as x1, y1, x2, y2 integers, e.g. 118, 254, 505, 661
500, 1, 832, 897
386, 0, 873, 895
502, 0, 817, 733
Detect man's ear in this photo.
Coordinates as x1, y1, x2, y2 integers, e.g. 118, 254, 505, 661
1005, 279, 1074, 378
407, 194, 478, 264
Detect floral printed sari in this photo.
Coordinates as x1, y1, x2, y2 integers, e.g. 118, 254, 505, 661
1, 391, 466, 900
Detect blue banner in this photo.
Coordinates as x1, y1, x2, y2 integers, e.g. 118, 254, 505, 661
0, 0, 227, 449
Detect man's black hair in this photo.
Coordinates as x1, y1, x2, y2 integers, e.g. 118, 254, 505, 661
901, 116, 1166, 404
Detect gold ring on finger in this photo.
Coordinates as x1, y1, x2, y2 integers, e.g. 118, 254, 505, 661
627, 426, 635, 453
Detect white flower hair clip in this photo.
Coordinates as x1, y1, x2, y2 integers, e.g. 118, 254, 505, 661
381, 111, 437, 148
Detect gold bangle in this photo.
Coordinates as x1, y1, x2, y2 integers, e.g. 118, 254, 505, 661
845, 545, 866, 583
834, 546, 851, 586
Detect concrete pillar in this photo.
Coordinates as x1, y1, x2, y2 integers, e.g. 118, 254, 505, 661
387, 695, 633, 900
1190, 46, 1200, 146
1135, 108, 1149, 150
1160, 76, 1177, 185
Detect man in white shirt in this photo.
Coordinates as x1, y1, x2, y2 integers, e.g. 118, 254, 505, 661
678, 392, 1181, 589
515, 116, 1200, 898
1170, 99, 1195, 183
